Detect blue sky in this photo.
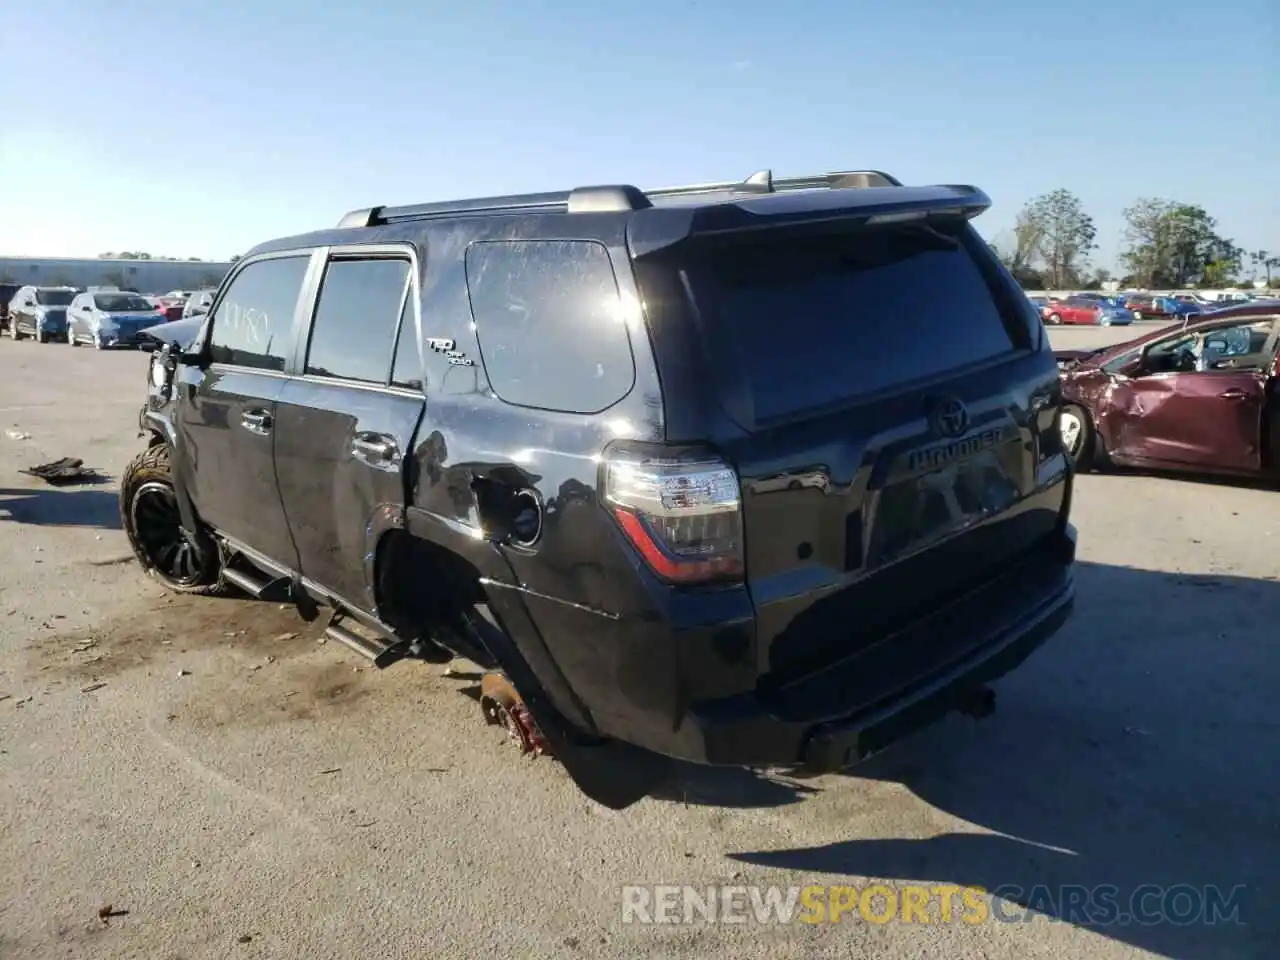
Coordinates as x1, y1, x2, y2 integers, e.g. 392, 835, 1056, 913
1, 0, 1276, 274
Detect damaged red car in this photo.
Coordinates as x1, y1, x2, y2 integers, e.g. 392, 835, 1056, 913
1055, 301, 1280, 480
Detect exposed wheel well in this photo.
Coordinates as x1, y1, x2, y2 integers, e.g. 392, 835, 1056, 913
375, 530, 493, 663
146, 430, 166, 448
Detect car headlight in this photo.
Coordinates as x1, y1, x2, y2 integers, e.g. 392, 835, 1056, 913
150, 355, 168, 388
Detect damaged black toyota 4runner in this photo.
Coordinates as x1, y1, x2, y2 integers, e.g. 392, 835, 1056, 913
126, 167, 1077, 810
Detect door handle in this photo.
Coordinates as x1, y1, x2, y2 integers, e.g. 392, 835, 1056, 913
1218, 389, 1248, 400
240, 409, 272, 434
352, 433, 400, 468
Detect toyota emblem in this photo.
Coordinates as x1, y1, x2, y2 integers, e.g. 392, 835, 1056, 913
929, 398, 970, 438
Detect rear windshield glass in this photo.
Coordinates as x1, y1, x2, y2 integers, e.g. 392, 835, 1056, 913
35, 289, 76, 306
684, 224, 1018, 421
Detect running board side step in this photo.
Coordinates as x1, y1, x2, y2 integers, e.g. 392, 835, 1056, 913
222, 567, 291, 601
324, 611, 451, 669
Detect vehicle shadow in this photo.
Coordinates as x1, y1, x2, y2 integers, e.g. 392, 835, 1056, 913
651, 763, 818, 809
0, 484, 122, 530
723, 561, 1279, 960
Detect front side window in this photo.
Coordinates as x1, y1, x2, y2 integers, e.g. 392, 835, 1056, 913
305, 257, 411, 383
207, 256, 309, 371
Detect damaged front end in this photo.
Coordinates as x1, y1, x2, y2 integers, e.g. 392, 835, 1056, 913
136, 318, 205, 442
1053, 349, 1098, 372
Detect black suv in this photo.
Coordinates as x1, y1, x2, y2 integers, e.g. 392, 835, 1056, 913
125, 167, 1077, 810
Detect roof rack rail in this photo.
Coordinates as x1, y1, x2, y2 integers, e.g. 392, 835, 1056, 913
335, 168, 903, 228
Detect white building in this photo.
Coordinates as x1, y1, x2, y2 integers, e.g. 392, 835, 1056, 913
0, 256, 233, 294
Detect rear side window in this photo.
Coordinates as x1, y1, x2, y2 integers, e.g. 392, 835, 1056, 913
465, 240, 635, 414
683, 224, 1018, 421
390, 293, 422, 390
208, 256, 309, 371
305, 257, 411, 383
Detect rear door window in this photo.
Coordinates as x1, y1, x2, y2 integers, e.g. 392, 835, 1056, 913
390, 294, 423, 390
305, 257, 411, 383
465, 240, 635, 414
681, 223, 1018, 422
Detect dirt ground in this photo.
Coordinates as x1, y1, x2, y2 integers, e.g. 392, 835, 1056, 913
1, 327, 1276, 960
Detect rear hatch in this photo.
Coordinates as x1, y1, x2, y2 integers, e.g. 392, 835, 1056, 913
633, 199, 1067, 694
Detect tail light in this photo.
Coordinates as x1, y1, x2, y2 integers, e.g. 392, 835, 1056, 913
602, 443, 744, 585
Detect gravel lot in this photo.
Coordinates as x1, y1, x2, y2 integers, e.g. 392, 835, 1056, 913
1, 325, 1276, 960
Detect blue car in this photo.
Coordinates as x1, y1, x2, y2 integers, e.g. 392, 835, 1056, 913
1097, 302, 1136, 325
7, 285, 79, 342
66, 290, 166, 348
1166, 298, 1205, 321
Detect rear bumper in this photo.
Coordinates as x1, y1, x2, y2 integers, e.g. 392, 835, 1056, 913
663, 523, 1077, 769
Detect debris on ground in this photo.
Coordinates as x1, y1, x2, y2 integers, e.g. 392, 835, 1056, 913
97, 904, 128, 924
318, 768, 341, 775
274, 632, 297, 641
20, 457, 106, 486
81, 682, 107, 694
176, 669, 191, 678
6, 429, 31, 441
85, 555, 135, 567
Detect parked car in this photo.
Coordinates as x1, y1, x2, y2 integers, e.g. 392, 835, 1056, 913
0, 281, 21, 331
180, 288, 217, 319
148, 295, 186, 322
1043, 295, 1134, 326
1122, 294, 1182, 320
1071, 292, 1121, 305
66, 290, 167, 349
1027, 295, 1053, 322
121, 166, 1076, 810
6, 285, 79, 342
1054, 301, 1280, 479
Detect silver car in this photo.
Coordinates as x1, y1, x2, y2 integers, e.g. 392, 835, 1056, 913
181, 288, 218, 320
66, 291, 165, 349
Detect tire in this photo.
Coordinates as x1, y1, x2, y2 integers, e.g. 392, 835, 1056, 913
1132, 310, 1143, 321
1059, 404, 1097, 472
10, 321, 21, 340
67, 325, 78, 347
1047, 313, 1062, 325
35, 328, 47, 343
120, 445, 225, 594
94, 333, 105, 350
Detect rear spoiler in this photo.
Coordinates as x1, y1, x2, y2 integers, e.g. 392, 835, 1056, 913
628, 184, 992, 257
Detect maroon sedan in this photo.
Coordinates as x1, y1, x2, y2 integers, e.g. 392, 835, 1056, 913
147, 295, 186, 323
1054, 301, 1280, 480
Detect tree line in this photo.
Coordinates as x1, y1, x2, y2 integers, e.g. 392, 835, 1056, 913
97, 252, 208, 262
989, 188, 1278, 291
